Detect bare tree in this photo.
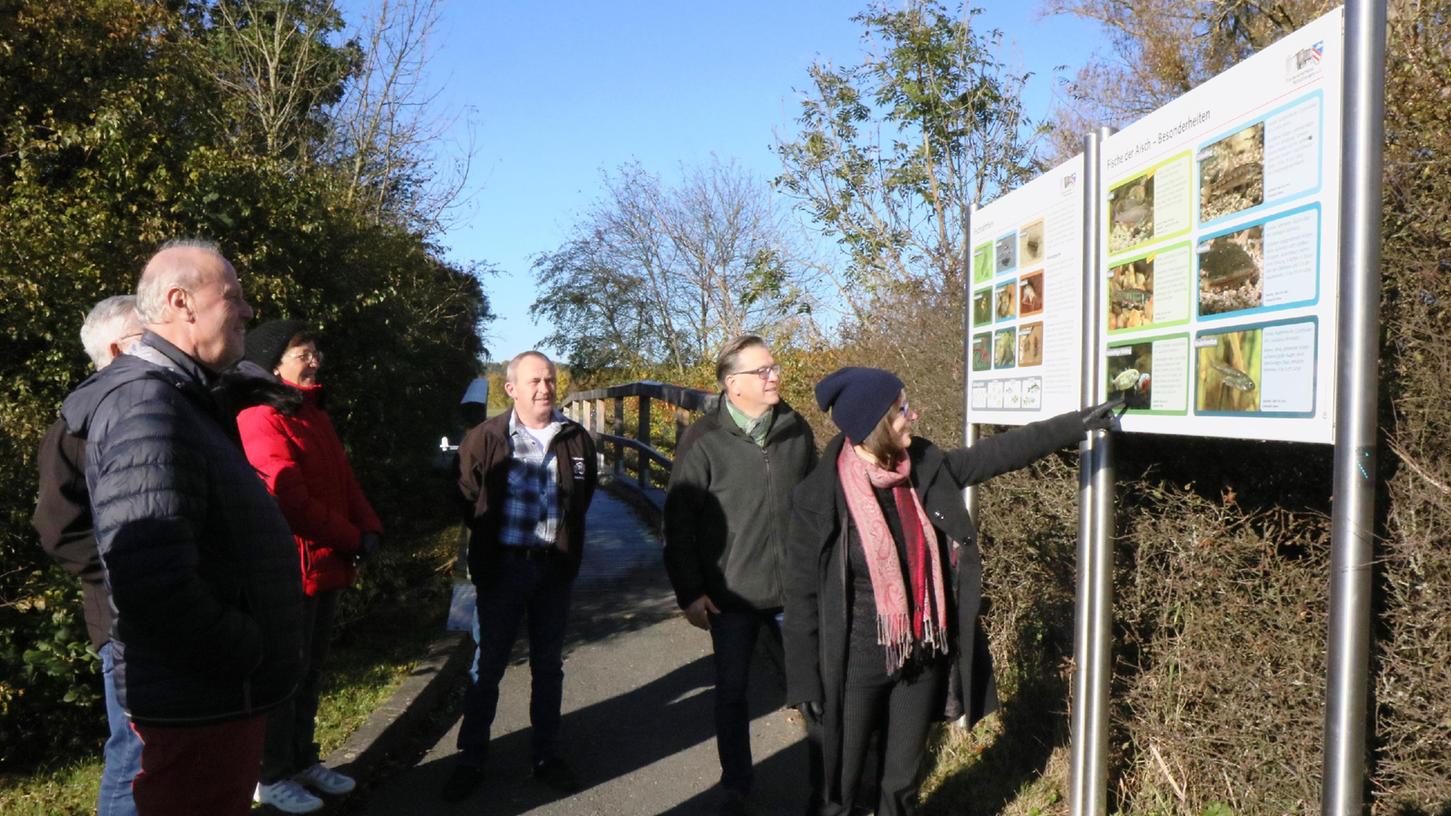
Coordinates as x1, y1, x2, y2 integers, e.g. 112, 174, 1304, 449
207, 0, 355, 158
204, 0, 470, 233
531, 159, 816, 373
328, 0, 472, 232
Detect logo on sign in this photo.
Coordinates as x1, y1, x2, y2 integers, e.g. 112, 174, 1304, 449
1286, 40, 1324, 82
1061, 171, 1079, 195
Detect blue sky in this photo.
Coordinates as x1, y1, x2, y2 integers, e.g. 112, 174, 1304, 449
343, 1, 1104, 360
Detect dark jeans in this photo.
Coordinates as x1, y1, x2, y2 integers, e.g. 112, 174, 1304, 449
826, 659, 947, 816
456, 550, 573, 767
708, 608, 783, 794
260, 590, 339, 783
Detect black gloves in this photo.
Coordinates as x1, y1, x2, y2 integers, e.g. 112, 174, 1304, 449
1080, 396, 1126, 432
798, 700, 823, 725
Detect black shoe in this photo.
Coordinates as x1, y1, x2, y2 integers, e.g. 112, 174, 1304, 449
440, 763, 485, 802
531, 757, 581, 794
720, 788, 753, 816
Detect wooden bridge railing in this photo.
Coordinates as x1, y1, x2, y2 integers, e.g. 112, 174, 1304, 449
561, 380, 717, 503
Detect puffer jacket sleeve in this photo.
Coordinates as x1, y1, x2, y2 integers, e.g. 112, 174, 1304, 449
93, 379, 263, 678
237, 405, 364, 553
943, 409, 1083, 488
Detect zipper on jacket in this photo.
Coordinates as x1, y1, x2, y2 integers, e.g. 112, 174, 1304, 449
762, 445, 783, 604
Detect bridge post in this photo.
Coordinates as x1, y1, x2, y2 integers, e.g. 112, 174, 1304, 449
613, 397, 625, 480
637, 396, 652, 489
593, 398, 604, 463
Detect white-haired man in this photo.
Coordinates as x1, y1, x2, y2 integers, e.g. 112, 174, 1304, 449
61, 241, 304, 816
33, 295, 143, 816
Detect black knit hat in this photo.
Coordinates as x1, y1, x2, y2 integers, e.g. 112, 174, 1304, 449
814, 367, 904, 443
244, 319, 307, 371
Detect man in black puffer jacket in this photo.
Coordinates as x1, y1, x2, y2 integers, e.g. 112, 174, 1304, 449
61, 240, 303, 816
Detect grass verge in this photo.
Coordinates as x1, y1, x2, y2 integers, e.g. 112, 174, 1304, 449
0, 520, 459, 816
920, 675, 1072, 816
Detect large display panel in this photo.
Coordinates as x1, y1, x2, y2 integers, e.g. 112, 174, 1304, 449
967, 155, 1086, 425
1097, 7, 1344, 443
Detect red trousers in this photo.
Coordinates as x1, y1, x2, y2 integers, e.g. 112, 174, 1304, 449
131, 714, 267, 816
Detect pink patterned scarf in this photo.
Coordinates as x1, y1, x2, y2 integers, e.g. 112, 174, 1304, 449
837, 444, 949, 671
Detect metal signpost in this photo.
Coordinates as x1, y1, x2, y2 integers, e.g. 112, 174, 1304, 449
1070, 126, 1114, 816
962, 202, 980, 524
1324, 1, 1387, 813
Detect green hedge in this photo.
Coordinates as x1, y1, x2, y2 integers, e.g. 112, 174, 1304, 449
0, 0, 489, 767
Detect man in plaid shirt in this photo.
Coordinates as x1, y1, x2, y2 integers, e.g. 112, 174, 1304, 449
497, 419, 561, 548
444, 350, 597, 803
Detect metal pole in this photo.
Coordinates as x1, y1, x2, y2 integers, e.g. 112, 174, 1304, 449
961, 203, 979, 525
1325, 2, 1386, 813
1071, 127, 1113, 816
1085, 375, 1117, 816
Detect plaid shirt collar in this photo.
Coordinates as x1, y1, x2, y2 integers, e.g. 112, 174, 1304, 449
498, 409, 567, 548
507, 408, 566, 443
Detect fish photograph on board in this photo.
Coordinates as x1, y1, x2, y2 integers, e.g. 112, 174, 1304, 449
1196, 329, 1262, 412
1106, 341, 1154, 410
1108, 256, 1155, 330
1198, 121, 1265, 224
1197, 226, 1265, 316
1108, 172, 1155, 255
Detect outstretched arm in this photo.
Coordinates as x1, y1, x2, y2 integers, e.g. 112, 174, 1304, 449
944, 409, 1085, 487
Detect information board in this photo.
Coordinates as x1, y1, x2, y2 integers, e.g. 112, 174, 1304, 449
967, 155, 1086, 425
1097, 7, 1344, 443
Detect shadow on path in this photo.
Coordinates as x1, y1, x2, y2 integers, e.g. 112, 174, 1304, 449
399, 654, 764, 815
346, 491, 810, 815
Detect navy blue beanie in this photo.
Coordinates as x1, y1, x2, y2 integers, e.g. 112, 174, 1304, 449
815, 367, 904, 443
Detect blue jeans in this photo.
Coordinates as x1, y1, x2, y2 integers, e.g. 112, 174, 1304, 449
709, 608, 783, 794
457, 551, 573, 767
99, 641, 141, 816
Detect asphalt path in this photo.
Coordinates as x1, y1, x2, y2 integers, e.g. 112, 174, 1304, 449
351, 490, 812, 816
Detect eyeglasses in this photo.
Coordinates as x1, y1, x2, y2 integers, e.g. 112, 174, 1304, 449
728, 364, 782, 381
284, 349, 323, 365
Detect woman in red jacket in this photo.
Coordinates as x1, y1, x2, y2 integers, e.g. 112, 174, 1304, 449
237, 319, 382, 815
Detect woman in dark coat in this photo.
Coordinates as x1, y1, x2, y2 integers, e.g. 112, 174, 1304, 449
783, 367, 1119, 816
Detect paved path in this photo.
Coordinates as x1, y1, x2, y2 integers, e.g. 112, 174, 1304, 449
350, 489, 811, 816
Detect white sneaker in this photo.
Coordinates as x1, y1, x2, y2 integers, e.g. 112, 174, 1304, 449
254, 779, 324, 814
295, 762, 357, 795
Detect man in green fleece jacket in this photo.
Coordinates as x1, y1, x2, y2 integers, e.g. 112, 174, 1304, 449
664, 335, 817, 816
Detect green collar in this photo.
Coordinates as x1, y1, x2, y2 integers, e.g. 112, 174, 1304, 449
725, 398, 773, 447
